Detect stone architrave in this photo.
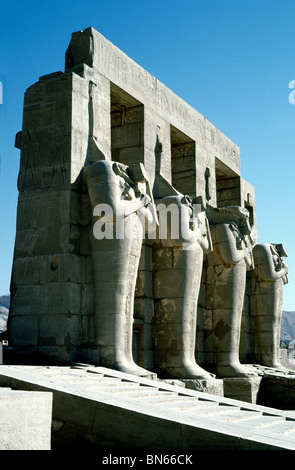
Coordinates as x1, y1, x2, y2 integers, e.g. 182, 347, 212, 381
153, 143, 214, 380
252, 243, 289, 369
206, 206, 257, 378
86, 158, 157, 377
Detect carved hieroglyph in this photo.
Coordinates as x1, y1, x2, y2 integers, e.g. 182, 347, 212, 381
251, 243, 288, 369
206, 206, 257, 378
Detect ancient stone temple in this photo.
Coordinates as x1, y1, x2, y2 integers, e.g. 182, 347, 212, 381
8, 27, 289, 391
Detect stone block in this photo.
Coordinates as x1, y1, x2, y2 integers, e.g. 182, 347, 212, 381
171, 155, 195, 171
154, 268, 195, 299
15, 195, 33, 230
153, 247, 173, 270
212, 283, 236, 309
0, 390, 52, 450
138, 243, 153, 271
68, 314, 84, 346
80, 226, 91, 256
223, 376, 262, 403
135, 270, 153, 298
153, 298, 179, 323
37, 345, 72, 363
172, 172, 196, 196
181, 378, 224, 396
39, 314, 68, 346
111, 105, 144, 126
18, 223, 70, 256
12, 257, 42, 285
14, 229, 40, 258
81, 314, 97, 346
258, 373, 295, 409
11, 284, 48, 315
46, 254, 82, 284
46, 282, 81, 315
81, 283, 94, 315
9, 315, 39, 346
134, 298, 154, 323
111, 122, 143, 149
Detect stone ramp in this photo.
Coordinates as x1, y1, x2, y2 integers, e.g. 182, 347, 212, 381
0, 365, 295, 450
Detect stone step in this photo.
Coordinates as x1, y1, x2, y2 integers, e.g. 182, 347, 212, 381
111, 384, 161, 393
163, 401, 218, 411
45, 376, 117, 384
205, 409, 263, 422
132, 390, 179, 400
226, 414, 286, 429
105, 389, 171, 398
262, 420, 295, 436
142, 396, 200, 406
82, 385, 143, 394
192, 404, 251, 416
62, 378, 140, 387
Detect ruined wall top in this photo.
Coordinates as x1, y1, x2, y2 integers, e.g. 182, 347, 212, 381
65, 27, 241, 176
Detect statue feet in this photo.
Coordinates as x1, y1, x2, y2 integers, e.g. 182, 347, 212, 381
162, 362, 214, 381
217, 362, 258, 378
261, 362, 295, 375
114, 360, 155, 378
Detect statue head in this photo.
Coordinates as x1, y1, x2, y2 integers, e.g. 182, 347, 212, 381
207, 205, 252, 235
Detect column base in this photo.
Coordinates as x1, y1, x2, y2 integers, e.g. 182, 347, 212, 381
223, 375, 262, 403
163, 377, 224, 396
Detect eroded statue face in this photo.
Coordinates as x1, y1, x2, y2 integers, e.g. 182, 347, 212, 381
240, 212, 252, 236
113, 162, 138, 201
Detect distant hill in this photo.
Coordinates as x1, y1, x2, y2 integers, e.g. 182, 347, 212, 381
281, 311, 295, 343
0, 293, 294, 342
0, 294, 9, 333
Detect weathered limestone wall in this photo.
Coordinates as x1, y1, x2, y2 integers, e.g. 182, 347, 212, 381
10, 73, 77, 360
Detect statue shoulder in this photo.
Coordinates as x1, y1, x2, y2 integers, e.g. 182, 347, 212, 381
252, 244, 271, 262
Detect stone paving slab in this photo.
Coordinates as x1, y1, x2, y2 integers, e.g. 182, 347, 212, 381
0, 385, 52, 450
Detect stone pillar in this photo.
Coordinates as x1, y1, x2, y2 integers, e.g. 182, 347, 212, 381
205, 206, 257, 378
153, 198, 214, 380
251, 243, 289, 369
152, 142, 214, 380
9, 65, 111, 364
10, 72, 76, 361
86, 159, 157, 378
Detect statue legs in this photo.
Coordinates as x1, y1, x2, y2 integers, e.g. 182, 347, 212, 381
92, 214, 152, 377
213, 262, 254, 377
255, 280, 284, 368
154, 244, 213, 380
251, 243, 292, 372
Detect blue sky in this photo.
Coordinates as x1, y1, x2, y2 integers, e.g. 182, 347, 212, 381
0, 0, 295, 309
